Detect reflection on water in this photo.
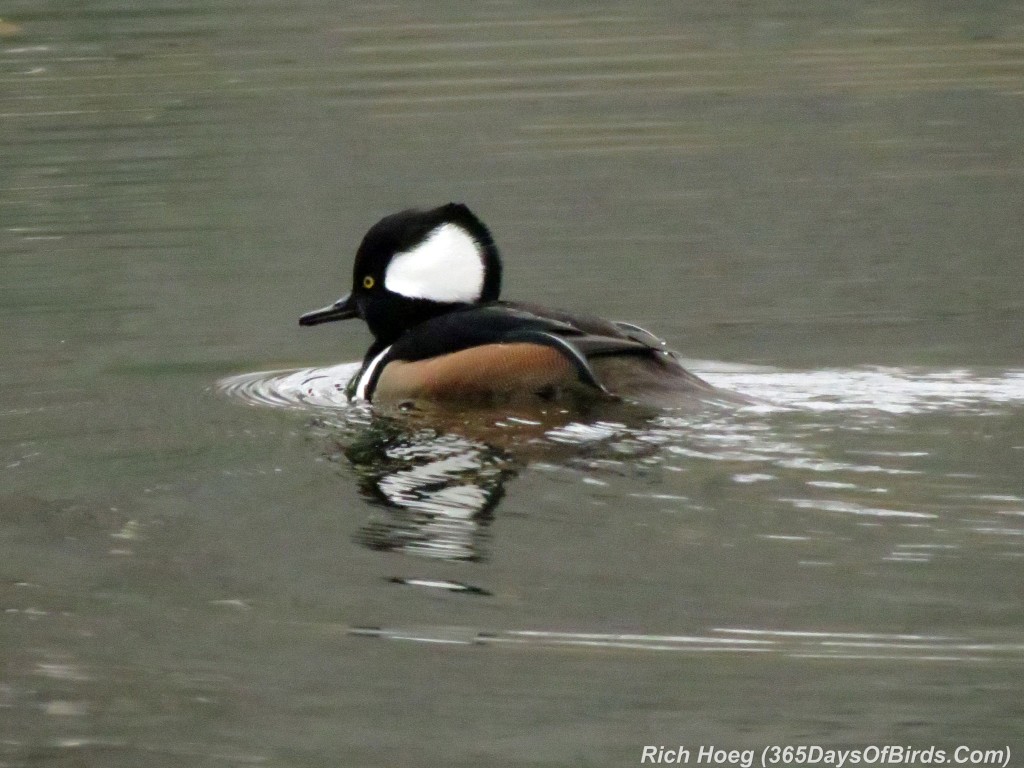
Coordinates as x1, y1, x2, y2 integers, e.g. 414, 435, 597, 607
233, 360, 1024, 671
342, 420, 514, 562
350, 624, 1024, 664
708, 364, 1024, 414
220, 361, 1024, 574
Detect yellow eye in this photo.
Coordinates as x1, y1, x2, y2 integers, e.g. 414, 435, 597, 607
362, 275, 375, 289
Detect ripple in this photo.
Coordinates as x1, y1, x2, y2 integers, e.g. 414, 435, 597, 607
784, 497, 936, 520
345, 622, 1024, 663
703, 364, 1024, 415
219, 362, 1024, 417
217, 363, 359, 410
217, 362, 1024, 554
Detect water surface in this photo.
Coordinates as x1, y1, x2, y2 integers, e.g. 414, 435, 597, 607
3, 2, 1024, 765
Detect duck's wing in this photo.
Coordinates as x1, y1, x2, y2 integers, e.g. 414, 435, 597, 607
498, 303, 725, 401
377, 303, 723, 405
387, 303, 649, 361
384, 304, 630, 395
501, 301, 687, 351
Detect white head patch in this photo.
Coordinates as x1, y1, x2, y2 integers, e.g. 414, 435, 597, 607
383, 223, 484, 303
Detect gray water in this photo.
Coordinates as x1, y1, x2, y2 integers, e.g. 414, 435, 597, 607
3, 2, 1024, 766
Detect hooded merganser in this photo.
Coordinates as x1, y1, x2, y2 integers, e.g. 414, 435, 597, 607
299, 203, 723, 408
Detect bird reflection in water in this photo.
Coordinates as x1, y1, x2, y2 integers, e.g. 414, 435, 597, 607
220, 363, 743, 564
341, 416, 515, 562
317, 401, 656, 564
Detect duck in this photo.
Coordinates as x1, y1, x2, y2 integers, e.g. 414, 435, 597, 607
299, 203, 727, 409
